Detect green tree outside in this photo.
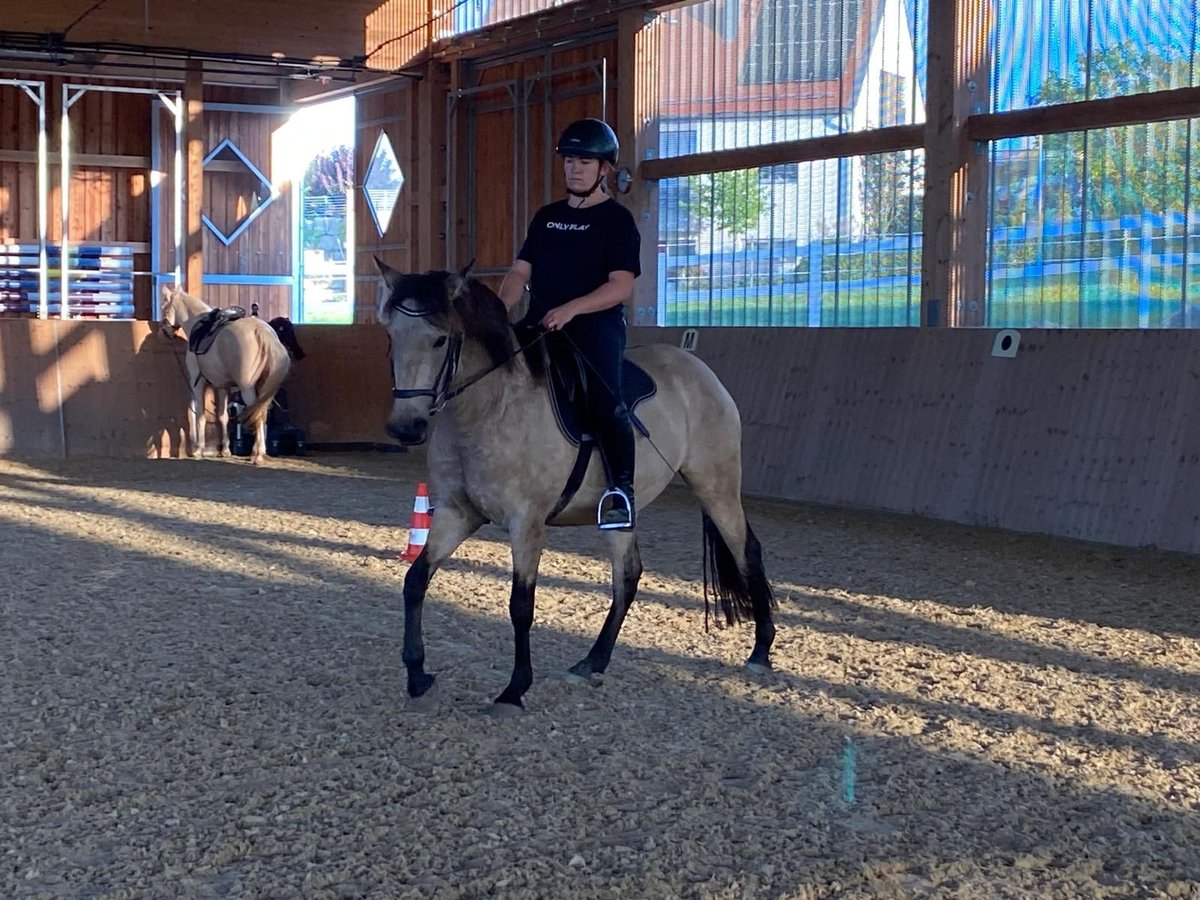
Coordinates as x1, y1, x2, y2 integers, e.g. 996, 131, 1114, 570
685, 169, 764, 243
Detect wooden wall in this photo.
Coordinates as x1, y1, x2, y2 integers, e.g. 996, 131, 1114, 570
354, 73, 447, 322
654, 326, 1200, 554
2, 74, 292, 321
4, 318, 1200, 555
459, 39, 618, 279
0, 319, 392, 457
1, 77, 154, 246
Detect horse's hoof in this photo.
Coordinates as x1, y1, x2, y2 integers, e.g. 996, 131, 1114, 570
745, 661, 772, 676
251, 455, 266, 466
564, 669, 603, 687
487, 701, 524, 718
218, 449, 231, 458
406, 681, 438, 713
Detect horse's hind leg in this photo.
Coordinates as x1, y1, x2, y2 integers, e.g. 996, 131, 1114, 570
402, 500, 486, 701
569, 531, 642, 683
684, 475, 776, 672
214, 389, 230, 457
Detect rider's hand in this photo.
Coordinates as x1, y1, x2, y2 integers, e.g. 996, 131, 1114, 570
541, 303, 578, 331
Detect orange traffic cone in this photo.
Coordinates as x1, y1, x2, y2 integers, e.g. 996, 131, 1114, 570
400, 482, 432, 561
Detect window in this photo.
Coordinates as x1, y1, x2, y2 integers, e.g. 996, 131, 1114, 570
880, 71, 907, 126
759, 163, 799, 185
744, 0, 862, 84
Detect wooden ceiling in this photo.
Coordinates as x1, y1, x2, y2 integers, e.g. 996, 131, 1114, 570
2, 0, 387, 63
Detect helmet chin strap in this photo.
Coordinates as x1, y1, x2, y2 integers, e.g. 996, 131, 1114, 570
566, 169, 606, 201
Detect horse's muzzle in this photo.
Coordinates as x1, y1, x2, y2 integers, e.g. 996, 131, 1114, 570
388, 418, 428, 445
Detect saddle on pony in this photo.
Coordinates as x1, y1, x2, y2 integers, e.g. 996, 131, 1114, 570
520, 328, 656, 522
187, 307, 247, 355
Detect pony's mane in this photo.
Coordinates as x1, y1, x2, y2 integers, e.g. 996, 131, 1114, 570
384, 271, 517, 373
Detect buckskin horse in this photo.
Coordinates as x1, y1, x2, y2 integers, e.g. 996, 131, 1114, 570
376, 261, 776, 712
159, 285, 292, 464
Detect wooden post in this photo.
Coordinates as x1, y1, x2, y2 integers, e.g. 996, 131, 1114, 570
414, 61, 449, 271
920, 0, 991, 326
184, 60, 205, 295
616, 8, 661, 326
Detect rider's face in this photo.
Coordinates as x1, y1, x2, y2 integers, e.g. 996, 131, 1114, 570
563, 155, 603, 190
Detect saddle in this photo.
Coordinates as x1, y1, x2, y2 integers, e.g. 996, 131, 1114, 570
529, 331, 657, 520
188, 307, 247, 355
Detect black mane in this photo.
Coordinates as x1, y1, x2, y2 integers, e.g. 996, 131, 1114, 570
384, 271, 519, 374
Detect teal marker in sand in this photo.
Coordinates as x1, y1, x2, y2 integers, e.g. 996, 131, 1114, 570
841, 737, 857, 805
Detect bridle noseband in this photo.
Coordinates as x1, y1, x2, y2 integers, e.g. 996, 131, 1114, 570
391, 324, 464, 414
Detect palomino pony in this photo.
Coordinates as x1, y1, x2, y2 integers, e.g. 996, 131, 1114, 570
159, 285, 292, 464
377, 261, 777, 712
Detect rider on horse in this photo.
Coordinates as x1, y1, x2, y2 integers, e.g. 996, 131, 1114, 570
499, 118, 641, 530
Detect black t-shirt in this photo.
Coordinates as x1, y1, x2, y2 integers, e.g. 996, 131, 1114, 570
517, 197, 641, 324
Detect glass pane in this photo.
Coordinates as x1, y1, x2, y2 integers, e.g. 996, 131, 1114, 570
658, 0, 926, 158
655, 150, 923, 326
992, 0, 1198, 113
364, 131, 405, 236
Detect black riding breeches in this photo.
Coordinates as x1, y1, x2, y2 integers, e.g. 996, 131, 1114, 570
564, 315, 635, 491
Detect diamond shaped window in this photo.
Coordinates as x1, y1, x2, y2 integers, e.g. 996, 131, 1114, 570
201, 138, 280, 246
364, 131, 404, 235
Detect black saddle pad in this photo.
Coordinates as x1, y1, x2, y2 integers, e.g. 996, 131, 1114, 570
538, 334, 657, 446
188, 307, 246, 355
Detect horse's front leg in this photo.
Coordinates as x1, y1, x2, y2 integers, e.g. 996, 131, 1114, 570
569, 531, 642, 682
214, 389, 230, 457
494, 520, 546, 711
402, 500, 485, 701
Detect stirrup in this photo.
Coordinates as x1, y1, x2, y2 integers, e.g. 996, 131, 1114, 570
597, 487, 635, 531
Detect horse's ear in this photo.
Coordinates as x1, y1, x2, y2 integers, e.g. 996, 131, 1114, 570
458, 258, 476, 278
160, 284, 174, 302
375, 256, 405, 296
445, 273, 471, 306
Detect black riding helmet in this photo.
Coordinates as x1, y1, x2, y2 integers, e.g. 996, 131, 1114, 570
555, 118, 620, 166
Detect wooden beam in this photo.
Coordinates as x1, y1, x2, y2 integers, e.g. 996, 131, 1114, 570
967, 86, 1200, 143
616, 9, 662, 325
0, 150, 152, 168
638, 124, 924, 181
919, 0, 991, 327
184, 60, 204, 295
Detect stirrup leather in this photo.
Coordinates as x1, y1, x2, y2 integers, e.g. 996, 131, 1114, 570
597, 487, 635, 531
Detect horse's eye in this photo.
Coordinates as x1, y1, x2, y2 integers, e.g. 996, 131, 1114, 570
433, 336, 447, 348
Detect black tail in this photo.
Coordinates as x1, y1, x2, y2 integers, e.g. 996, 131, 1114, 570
702, 513, 775, 628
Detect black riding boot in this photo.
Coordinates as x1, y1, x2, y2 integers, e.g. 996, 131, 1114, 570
596, 402, 636, 531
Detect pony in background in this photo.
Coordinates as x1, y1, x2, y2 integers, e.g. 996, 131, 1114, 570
159, 285, 292, 464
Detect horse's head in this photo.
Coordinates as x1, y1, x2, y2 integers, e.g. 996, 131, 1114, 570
159, 284, 211, 338
158, 285, 183, 338
376, 258, 512, 445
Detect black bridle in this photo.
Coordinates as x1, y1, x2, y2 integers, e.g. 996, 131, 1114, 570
388, 303, 544, 414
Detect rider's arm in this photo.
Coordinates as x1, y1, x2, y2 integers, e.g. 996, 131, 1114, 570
562, 269, 635, 316
498, 259, 532, 312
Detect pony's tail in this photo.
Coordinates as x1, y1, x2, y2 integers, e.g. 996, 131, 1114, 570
240, 331, 291, 433
702, 513, 775, 629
